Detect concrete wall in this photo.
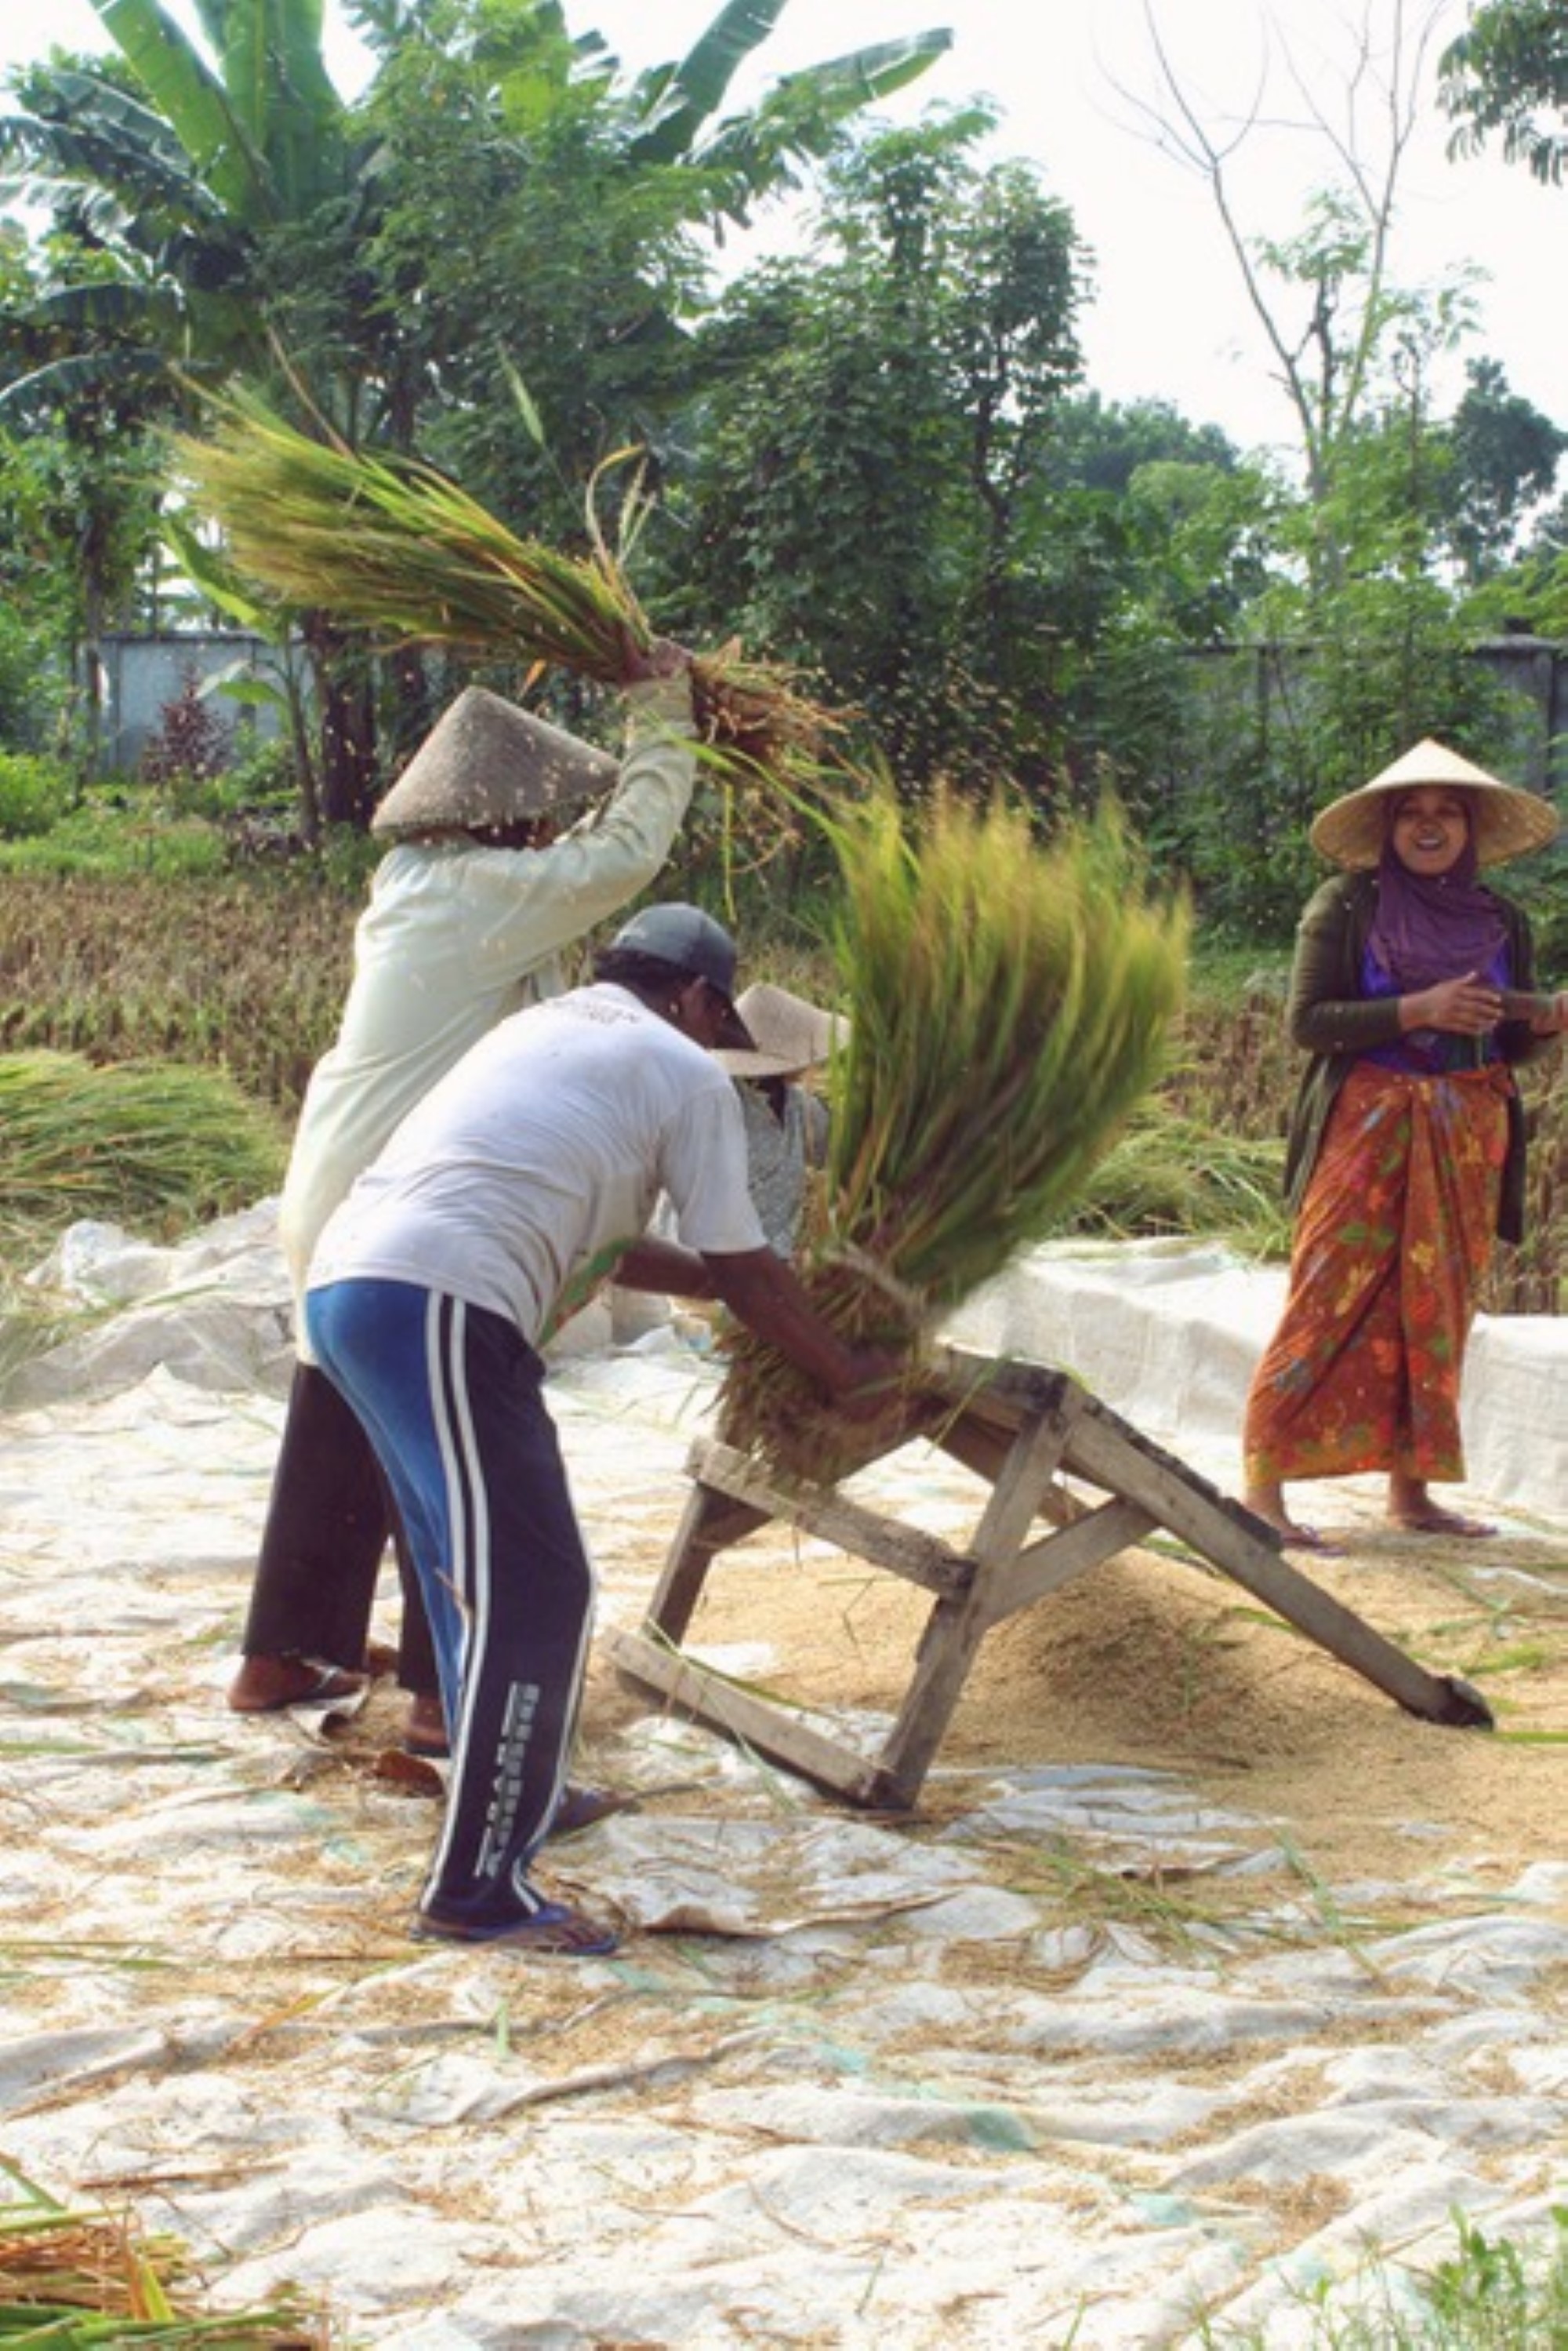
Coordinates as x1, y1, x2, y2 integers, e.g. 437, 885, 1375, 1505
98, 632, 286, 772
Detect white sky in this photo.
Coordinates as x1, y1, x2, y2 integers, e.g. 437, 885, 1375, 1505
3, 0, 1562, 460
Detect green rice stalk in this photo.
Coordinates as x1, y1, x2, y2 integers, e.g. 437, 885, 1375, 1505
0, 1052, 286, 1263
0, 2195, 325, 2343
1057, 1106, 1290, 1255
717, 783, 1190, 1480
174, 391, 840, 795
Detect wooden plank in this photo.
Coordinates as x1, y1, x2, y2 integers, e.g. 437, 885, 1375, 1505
603, 1626, 902, 1808
965, 1392, 1086, 1572
1062, 1397, 1250, 1532
1061, 1401, 1477, 1723
930, 1408, 1084, 1531
638, 1477, 769, 1646
977, 1495, 1159, 1628
928, 1344, 1079, 1426
874, 1584, 995, 1802
686, 1439, 975, 1598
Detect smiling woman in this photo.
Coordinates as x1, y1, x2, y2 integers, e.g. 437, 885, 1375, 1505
1241, 737, 1566, 1552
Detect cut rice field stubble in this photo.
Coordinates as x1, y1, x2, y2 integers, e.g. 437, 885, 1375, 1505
1, 866, 1561, 1314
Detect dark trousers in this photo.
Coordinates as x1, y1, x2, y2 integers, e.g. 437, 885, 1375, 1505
307, 1280, 593, 1928
242, 1361, 439, 1698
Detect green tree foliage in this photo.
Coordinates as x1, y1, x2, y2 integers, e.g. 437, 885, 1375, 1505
1441, 0, 1568, 183
655, 110, 1087, 791
0, 218, 167, 766
0, 0, 951, 812
1439, 356, 1566, 580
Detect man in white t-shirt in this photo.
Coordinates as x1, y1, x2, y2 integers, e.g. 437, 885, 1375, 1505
306, 904, 896, 1956
230, 645, 696, 1724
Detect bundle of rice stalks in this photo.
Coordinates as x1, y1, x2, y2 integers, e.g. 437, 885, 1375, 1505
175, 392, 837, 793
717, 784, 1190, 1481
0, 2186, 326, 2344
1057, 1105, 1291, 1258
0, 1052, 286, 1266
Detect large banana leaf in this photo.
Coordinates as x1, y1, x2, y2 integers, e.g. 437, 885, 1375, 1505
626, 0, 952, 171
91, 0, 271, 220
90, 0, 347, 223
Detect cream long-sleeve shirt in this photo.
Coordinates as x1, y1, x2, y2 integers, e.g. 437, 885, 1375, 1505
278, 677, 695, 1323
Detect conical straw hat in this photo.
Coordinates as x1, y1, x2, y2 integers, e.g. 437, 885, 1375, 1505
1309, 738, 1559, 870
371, 687, 617, 838
715, 982, 848, 1080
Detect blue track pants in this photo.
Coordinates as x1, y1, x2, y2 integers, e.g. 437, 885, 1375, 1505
307, 1279, 594, 1931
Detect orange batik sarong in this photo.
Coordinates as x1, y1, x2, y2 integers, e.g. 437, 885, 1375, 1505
1243, 1059, 1512, 1488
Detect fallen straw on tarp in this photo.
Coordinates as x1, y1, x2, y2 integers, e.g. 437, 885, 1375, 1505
175, 391, 839, 794
717, 784, 1190, 1481
0, 2176, 327, 2345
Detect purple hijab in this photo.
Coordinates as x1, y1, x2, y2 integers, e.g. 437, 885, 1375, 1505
1366, 796, 1508, 990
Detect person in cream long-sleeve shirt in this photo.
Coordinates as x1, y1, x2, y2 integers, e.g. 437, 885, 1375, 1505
230, 646, 697, 1723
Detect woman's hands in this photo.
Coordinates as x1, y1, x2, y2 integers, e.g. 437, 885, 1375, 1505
1402, 976, 1567, 1038
619, 631, 691, 685
1399, 971, 1504, 1036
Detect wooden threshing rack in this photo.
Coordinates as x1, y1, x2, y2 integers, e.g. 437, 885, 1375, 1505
605, 1344, 1492, 1811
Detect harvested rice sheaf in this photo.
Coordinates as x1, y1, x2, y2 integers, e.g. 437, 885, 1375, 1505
175, 393, 839, 793
717, 786, 1190, 1481
0, 1051, 286, 1259
0, 2189, 327, 2343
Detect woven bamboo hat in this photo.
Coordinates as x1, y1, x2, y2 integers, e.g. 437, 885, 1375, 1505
715, 983, 848, 1081
1309, 738, 1559, 870
371, 687, 617, 838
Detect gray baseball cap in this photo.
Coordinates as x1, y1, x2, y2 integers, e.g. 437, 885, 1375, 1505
610, 903, 739, 996
608, 903, 751, 1045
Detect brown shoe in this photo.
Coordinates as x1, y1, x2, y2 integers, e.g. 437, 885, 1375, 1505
401, 1691, 449, 1758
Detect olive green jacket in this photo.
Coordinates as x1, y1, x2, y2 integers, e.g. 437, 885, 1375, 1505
1281, 869, 1548, 1245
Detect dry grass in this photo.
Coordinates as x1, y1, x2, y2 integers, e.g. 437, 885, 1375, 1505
0, 2171, 331, 2342
1, 869, 1561, 1311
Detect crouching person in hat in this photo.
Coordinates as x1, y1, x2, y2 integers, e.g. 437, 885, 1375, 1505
304, 904, 899, 1953
1242, 739, 1566, 1550
716, 982, 848, 1255
230, 643, 699, 1731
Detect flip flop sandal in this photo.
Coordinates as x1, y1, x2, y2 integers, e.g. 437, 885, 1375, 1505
229, 1656, 366, 1713
412, 1899, 619, 1956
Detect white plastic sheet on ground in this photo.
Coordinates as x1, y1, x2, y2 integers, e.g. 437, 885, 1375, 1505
947, 1235, 1568, 1524
0, 1210, 1564, 2348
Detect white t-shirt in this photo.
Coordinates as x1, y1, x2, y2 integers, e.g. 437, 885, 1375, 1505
307, 985, 766, 1346
278, 680, 695, 1306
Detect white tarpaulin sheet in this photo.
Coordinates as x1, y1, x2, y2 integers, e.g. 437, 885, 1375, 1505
0, 1208, 1563, 2346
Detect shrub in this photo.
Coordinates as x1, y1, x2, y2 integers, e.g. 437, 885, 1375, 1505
139, 668, 234, 807
0, 751, 74, 841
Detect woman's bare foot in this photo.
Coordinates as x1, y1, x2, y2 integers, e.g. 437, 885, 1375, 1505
1241, 1485, 1341, 1554
228, 1653, 365, 1713
1386, 1479, 1496, 1539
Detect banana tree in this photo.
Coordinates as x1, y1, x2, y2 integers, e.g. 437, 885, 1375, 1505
1, 0, 953, 815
